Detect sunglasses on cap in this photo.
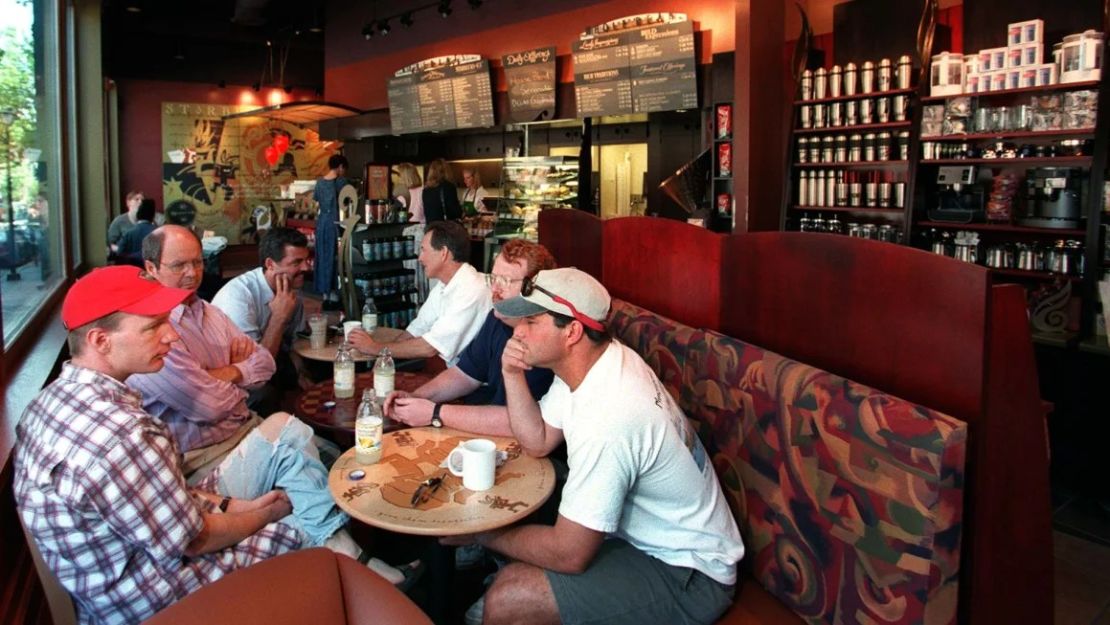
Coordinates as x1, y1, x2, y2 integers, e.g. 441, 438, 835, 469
521, 276, 605, 333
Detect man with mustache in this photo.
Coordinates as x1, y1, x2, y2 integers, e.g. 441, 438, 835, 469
213, 227, 313, 408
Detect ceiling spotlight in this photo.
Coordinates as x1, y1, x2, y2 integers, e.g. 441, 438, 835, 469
438, 1, 452, 18
308, 25, 323, 33
361, 23, 374, 40
124, 2, 142, 13
378, 20, 391, 36
399, 12, 414, 28
265, 40, 272, 47
468, 0, 482, 9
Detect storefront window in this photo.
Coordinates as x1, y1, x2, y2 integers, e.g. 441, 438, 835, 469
0, 0, 64, 346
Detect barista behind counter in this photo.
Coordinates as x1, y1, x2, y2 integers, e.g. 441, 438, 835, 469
458, 166, 491, 216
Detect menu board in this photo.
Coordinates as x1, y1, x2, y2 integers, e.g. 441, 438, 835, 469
503, 47, 557, 123
388, 60, 495, 135
572, 20, 697, 117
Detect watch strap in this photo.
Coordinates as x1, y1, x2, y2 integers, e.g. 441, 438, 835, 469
432, 403, 443, 427
218, 496, 232, 513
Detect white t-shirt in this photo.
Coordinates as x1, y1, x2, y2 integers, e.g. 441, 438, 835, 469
406, 263, 491, 366
458, 185, 490, 209
212, 267, 304, 347
540, 341, 745, 585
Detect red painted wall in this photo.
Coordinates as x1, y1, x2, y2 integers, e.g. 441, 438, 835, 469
114, 80, 318, 220
324, 0, 735, 111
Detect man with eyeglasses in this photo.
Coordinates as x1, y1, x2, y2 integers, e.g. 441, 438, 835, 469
348, 220, 490, 367
445, 268, 744, 625
385, 239, 556, 437
128, 225, 277, 480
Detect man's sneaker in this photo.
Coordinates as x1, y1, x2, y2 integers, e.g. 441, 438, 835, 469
455, 543, 487, 570
464, 594, 485, 625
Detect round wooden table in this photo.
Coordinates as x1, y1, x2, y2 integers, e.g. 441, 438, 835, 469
328, 426, 555, 536
296, 371, 434, 437
293, 327, 408, 362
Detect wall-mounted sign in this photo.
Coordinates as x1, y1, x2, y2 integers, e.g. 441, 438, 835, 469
572, 13, 697, 118
502, 46, 557, 123
387, 55, 495, 135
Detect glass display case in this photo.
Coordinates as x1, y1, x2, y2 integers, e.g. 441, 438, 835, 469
492, 156, 579, 240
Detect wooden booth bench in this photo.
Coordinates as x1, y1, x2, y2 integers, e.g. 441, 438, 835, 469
540, 210, 1052, 625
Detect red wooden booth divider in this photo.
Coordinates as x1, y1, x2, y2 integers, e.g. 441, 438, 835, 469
539, 209, 1052, 625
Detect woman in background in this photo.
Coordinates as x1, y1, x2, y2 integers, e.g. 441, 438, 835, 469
394, 163, 425, 224
313, 154, 349, 300
420, 158, 461, 223
458, 166, 490, 215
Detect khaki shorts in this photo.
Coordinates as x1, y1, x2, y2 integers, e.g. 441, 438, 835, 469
183, 413, 263, 485
545, 539, 734, 625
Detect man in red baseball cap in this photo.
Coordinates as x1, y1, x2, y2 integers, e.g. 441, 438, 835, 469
14, 265, 303, 623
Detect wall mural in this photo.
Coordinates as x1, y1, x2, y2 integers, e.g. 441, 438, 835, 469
161, 102, 342, 242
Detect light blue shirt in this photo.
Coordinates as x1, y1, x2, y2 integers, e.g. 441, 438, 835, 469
212, 267, 304, 349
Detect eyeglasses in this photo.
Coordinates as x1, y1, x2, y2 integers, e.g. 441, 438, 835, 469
160, 258, 205, 274
485, 273, 523, 289
410, 473, 446, 507
521, 277, 605, 333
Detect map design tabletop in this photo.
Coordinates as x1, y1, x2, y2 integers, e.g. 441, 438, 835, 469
328, 426, 555, 536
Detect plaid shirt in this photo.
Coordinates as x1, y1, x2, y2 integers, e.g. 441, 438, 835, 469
13, 363, 301, 625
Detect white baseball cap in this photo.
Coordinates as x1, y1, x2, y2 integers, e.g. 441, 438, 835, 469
493, 267, 610, 331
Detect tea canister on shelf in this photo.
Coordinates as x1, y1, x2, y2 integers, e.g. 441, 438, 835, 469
878, 58, 893, 91
829, 65, 843, 97
814, 67, 828, 99
800, 69, 814, 100
861, 61, 876, 93
844, 62, 858, 96
897, 55, 913, 89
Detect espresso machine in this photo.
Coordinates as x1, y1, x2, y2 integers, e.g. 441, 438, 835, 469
1019, 168, 1084, 229
929, 165, 985, 222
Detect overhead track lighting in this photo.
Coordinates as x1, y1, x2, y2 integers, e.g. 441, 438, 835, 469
378, 19, 391, 36
468, 0, 482, 9
361, 23, 374, 40
438, 1, 453, 18
400, 12, 414, 28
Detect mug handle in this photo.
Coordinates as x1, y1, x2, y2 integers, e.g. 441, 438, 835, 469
448, 447, 465, 477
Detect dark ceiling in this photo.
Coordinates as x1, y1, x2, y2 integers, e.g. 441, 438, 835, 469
101, 0, 328, 89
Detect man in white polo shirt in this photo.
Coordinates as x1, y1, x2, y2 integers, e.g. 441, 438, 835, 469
448, 268, 744, 625
349, 220, 490, 367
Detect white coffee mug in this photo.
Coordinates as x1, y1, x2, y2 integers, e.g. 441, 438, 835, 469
448, 439, 496, 491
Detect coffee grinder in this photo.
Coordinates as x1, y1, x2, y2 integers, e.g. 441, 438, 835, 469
1019, 167, 1084, 229
929, 165, 985, 222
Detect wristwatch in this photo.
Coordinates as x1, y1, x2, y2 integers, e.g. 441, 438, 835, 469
219, 496, 231, 513
431, 403, 443, 428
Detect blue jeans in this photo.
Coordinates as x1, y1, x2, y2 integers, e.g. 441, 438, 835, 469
216, 416, 348, 547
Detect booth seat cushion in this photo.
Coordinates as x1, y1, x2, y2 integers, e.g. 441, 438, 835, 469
683, 330, 968, 625
607, 298, 698, 405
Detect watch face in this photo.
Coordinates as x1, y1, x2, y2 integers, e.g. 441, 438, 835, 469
432, 416, 442, 428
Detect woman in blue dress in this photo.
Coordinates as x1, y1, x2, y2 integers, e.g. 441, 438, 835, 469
312, 154, 349, 298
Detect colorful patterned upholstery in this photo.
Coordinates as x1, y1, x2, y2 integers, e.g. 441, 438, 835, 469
607, 298, 698, 407
610, 300, 968, 625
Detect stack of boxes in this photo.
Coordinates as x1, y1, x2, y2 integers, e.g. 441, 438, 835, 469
931, 20, 1104, 96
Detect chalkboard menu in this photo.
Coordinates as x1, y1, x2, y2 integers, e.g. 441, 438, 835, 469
388, 60, 495, 135
572, 20, 697, 117
502, 47, 557, 123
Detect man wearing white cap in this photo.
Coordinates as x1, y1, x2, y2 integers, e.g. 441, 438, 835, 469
446, 268, 745, 625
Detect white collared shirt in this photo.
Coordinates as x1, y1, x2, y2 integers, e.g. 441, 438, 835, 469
406, 263, 491, 366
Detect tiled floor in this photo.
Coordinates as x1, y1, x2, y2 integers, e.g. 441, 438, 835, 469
1055, 496, 1110, 625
